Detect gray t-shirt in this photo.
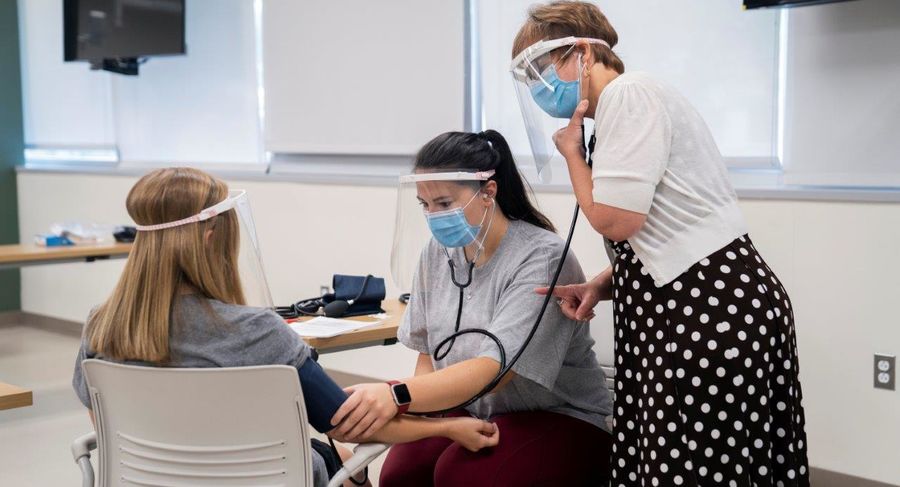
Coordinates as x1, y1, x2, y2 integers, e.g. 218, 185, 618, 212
72, 295, 331, 486
399, 220, 613, 432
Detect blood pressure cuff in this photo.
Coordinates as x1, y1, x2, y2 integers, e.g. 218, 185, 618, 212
298, 358, 349, 433
324, 274, 385, 318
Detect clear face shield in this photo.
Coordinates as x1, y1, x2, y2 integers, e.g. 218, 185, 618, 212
510, 37, 609, 182
135, 190, 273, 308
390, 171, 496, 292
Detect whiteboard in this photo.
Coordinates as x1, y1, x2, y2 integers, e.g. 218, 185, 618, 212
263, 0, 466, 155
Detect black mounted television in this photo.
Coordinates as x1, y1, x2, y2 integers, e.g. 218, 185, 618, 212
744, 0, 856, 9
64, 0, 186, 75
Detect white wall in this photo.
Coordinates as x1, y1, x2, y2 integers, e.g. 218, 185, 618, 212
15, 171, 900, 485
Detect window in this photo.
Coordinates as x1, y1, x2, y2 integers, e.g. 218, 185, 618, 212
477, 0, 782, 183
19, 0, 263, 168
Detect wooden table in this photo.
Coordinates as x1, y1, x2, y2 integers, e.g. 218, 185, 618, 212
0, 382, 33, 411
0, 243, 131, 409
296, 300, 405, 354
0, 243, 132, 270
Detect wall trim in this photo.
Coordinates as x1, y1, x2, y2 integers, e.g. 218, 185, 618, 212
17, 164, 900, 204
810, 468, 898, 487
0, 311, 83, 337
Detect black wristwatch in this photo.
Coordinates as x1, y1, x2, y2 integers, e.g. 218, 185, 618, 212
386, 380, 411, 414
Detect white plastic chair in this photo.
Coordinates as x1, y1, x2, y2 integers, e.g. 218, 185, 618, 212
71, 359, 388, 487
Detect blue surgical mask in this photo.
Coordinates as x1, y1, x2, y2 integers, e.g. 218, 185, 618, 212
426, 193, 487, 248
530, 64, 580, 119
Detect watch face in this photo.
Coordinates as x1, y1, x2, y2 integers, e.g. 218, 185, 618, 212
392, 383, 412, 405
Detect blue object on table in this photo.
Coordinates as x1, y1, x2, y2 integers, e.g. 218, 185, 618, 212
35, 234, 74, 247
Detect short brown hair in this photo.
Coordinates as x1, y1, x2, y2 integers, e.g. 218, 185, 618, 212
512, 1, 625, 74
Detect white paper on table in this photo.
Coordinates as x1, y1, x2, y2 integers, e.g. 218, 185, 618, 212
289, 316, 383, 338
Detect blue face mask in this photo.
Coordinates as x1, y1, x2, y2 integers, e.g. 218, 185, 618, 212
529, 64, 580, 119
426, 193, 488, 248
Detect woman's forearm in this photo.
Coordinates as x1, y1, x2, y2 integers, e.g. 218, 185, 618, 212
414, 353, 435, 376
340, 415, 450, 445
594, 266, 613, 296
566, 155, 647, 241
404, 357, 503, 412
566, 156, 612, 233
565, 154, 597, 211
565, 156, 613, 232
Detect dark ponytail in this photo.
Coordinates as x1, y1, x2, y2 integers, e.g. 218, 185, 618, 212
414, 130, 556, 233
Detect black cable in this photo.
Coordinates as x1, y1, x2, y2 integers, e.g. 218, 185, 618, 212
433, 260, 506, 373
414, 128, 596, 416
327, 437, 368, 486
351, 275, 373, 302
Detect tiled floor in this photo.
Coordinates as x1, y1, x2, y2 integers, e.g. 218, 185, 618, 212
0, 319, 96, 486
0, 317, 385, 486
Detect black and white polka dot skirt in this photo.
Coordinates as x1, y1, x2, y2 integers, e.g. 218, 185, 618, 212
610, 235, 809, 487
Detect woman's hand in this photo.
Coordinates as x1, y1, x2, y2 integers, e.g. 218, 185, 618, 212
552, 99, 590, 162
445, 417, 500, 452
536, 270, 611, 321
330, 383, 398, 441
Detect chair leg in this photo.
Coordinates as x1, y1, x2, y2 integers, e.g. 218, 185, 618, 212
327, 443, 390, 487
78, 456, 94, 487
72, 432, 98, 487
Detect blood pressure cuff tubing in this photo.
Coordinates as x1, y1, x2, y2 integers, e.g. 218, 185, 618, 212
325, 274, 385, 317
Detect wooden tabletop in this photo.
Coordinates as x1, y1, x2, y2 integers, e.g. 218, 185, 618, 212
297, 300, 405, 353
0, 243, 132, 266
0, 383, 33, 411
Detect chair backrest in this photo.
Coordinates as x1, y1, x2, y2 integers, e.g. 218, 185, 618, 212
82, 359, 313, 486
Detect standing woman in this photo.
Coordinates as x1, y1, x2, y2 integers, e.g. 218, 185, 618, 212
513, 2, 809, 486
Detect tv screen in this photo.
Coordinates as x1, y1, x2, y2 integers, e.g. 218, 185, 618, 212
744, 0, 855, 8
64, 0, 185, 62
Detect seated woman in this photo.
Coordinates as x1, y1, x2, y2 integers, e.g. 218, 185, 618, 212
330, 131, 614, 486
71, 167, 499, 487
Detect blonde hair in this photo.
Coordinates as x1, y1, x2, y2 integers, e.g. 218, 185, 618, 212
87, 168, 246, 363
512, 1, 625, 74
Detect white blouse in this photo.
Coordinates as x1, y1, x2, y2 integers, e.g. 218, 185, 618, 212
592, 71, 747, 286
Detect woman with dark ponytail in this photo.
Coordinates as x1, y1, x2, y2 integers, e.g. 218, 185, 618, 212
415, 130, 557, 233
328, 130, 614, 486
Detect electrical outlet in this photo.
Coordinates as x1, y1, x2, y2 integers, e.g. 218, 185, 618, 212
874, 354, 895, 391
320, 285, 331, 296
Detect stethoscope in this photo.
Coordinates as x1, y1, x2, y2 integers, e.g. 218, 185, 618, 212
432, 254, 508, 377
417, 129, 597, 415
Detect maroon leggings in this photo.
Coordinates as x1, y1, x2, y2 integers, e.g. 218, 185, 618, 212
379, 411, 612, 487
